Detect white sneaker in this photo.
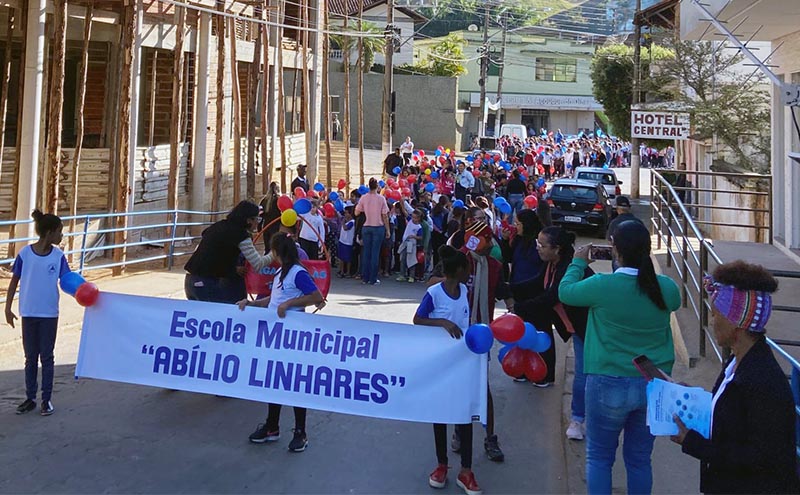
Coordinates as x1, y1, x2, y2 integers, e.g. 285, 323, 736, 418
566, 420, 584, 441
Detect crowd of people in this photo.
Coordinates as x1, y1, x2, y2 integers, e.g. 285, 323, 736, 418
4, 130, 796, 495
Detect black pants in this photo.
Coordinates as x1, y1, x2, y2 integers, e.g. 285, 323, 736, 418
22, 317, 58, 402
184, 274, 246, 303
265, 404, 307, 432
434, 423, 473, 468
299, 238, 320, 260
540, 324, 556, 383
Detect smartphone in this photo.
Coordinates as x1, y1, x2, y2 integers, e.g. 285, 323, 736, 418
466, 194, 472, 203
590, 245, 613, 261
632, 355, 673, 382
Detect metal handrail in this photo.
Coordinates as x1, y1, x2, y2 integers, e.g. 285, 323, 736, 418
0, 208, 227, 304
650, 169, 800, 459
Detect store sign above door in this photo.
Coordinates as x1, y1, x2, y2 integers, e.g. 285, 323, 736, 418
631, 111, 690, 140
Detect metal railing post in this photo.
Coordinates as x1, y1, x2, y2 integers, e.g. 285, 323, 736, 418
699, 242, 708, 358
666, 192, 674, 268
79, 216, 90, 274
167, 210, 179, 270
681, 215, 689, 308
768, 177, 774, 244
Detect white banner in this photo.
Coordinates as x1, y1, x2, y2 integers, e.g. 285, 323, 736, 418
76, 293, 487, 424
631, 111, 691, 140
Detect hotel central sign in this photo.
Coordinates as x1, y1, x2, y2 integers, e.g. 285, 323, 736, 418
631, 111, 691, 140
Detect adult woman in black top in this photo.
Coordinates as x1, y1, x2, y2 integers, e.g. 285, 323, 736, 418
671, 261, 799, 494
184, 200, 273, 304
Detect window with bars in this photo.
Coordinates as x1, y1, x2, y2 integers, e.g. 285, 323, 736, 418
535, 57, 577, 83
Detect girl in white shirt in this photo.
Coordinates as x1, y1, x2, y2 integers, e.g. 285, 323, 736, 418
238, 234, 324, 452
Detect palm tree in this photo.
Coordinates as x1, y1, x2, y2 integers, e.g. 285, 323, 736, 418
330, 21, 386, 73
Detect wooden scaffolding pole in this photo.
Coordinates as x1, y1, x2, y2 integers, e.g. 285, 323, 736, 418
147, 50, 157, 146
68, 4, 93, 261
246, 14, 261, 200
45, 0, 67, 213
166, 4, 185, 264
7, 0, 26, 258
229, 16, 241, 204
0, 7, 16, 189
301, 0, 311, 177
321, 0, 331, 188
341, 15, 350, 190
277, 0, 287, 192
259, 1, 270, 193
113, 1, 137, 273
357, 0, 364, 185
211, 3, 225, 211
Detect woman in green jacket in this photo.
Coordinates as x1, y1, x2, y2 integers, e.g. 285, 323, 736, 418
559, 220, 680, 495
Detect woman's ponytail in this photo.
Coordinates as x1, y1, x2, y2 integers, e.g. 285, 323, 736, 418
637, 250, 667, 310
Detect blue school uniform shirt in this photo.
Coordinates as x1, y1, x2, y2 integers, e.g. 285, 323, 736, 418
415, 282, 470, 332
12, 245, 71, 318
268, 264, 318, 312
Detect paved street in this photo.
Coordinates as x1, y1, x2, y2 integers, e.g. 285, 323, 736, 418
0, 272, 569, 494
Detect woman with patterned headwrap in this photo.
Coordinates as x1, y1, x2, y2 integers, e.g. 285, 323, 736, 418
670, 260, 799, 494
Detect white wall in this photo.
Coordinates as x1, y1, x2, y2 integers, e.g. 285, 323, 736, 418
357, 5, 416, 67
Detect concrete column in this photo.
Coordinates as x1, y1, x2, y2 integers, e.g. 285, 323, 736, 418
192, 12, 211, 212
127, 0, 143, 213
307, 0, 323, 179
15, 0, 46, 239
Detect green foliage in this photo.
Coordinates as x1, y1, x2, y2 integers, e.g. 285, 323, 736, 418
329, 22, 386, 73
398, 34, 468, 77
590, 43, 673, 141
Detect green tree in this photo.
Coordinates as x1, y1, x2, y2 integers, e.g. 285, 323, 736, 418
590, 43, 673, 140
397, 34, 468, 77
329, 21, 386, 73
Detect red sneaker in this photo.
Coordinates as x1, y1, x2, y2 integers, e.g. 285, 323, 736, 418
428, 464, 449, 489
456, 470, 482, 495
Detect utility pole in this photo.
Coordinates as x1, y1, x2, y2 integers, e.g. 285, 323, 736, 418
493, 10, 507, 138
380, 0, 395, 157
630, 0, 642, 199
477, 5, 489, 137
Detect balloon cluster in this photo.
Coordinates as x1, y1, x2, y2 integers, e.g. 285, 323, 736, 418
493, 197, 512, 215
60, 272, 99, 307
463, 313, 552, 382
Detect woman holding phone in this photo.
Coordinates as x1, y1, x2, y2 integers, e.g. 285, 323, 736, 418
558, 220, 681, 494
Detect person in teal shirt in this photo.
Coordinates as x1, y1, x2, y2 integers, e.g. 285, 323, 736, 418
559, 220, 680, 495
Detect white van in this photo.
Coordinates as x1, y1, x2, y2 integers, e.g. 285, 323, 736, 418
574, 167, 622, 199
499, 124, 528, 140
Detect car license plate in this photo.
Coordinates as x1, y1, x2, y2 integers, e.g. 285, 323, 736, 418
564, 216, 582, 223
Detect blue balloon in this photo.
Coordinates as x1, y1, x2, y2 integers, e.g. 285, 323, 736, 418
435, 149, 442, 157
465, 155, 474, 162
294, 198, 312, 214
517, 323, 539, 351
493, 197, 509, 208
313, 182, 325, 192
465, 324, 493, 354
60, 271, 86, 296
358, 185, 369, 195
393, 166, 402, 175
502, 162, 511, 171
537, 178, 546, 187
452, 200, 465, 209
498, 201, 512, 215
378, 180, 386, 188
530, 331, 552, 353
431, 171, 440, 179
329, 191, 340, 202
425, 183, 435, 192
334, 199, 345, 212
497, 344, 514, 364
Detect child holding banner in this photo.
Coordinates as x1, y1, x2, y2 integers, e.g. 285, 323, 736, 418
5, 209, 71, 416
238, 234, 324, 452
414, 246, 482, 495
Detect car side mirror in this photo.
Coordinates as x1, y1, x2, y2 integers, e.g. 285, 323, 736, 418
618, 180, 623, 184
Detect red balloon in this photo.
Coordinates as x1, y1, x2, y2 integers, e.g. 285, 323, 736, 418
399, 179, 408, 188
75, 282, 99, 307
524, 195, 539, 208
294, 187, 306, 199
307, 190, 319, 198
323, 203, 336, 218
413, 155, 420, 161
407, 174, 417, 184
438, 146, 444, 151
522, 351, 548, 383
493, 155, 501, 162
337, 179, 347, 190
472, 170, 481, 178
391, 182, 400, 190
419, 150, 425, 156
277, 195, 293, 212
386, 177, 395, 185
501, 347, 527, 378
401, 187, 412, 197
416, 250, 425, 265
490, 313, 525, 344
439, 156, 446, 164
